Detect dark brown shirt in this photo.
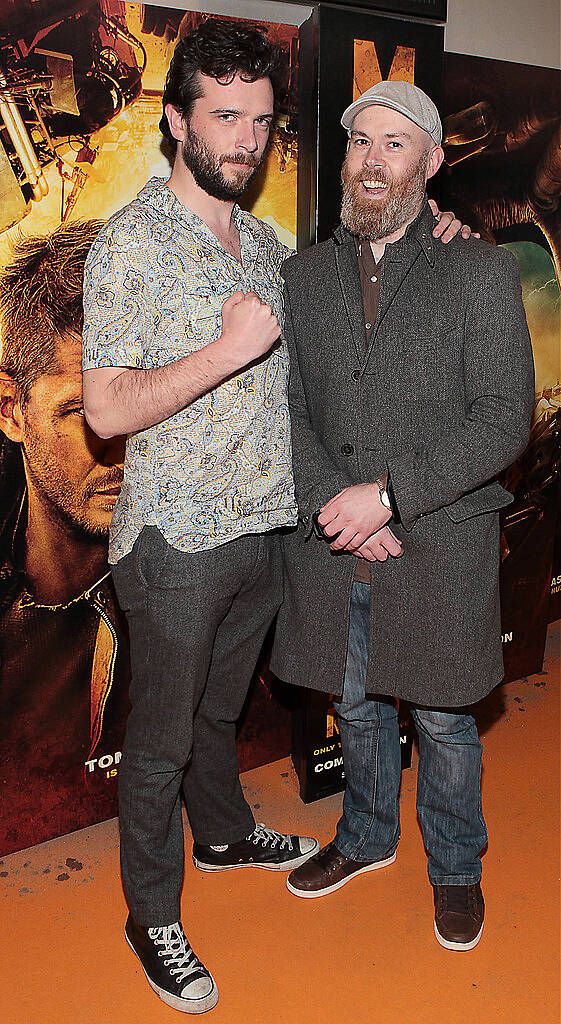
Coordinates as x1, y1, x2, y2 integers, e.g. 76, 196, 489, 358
356, 239, 382, 350
354, 240, 383, 583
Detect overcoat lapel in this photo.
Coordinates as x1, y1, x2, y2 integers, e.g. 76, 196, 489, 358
333, 228, 366, 364
365, 217, 435, 373
332, 209, 436, 372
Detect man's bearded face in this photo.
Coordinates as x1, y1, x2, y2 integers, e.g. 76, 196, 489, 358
340, 146, 429, 240
20, 334, 124, 537
181, 124, 263, 202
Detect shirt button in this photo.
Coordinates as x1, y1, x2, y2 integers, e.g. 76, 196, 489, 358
341, 444, 354, 456
370, 275, 377, 282
365, 323, 372, 330
351, 369, 361, 380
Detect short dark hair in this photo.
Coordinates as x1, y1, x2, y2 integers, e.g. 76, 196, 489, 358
0, 220, 103, 403
160, 18, 281, 150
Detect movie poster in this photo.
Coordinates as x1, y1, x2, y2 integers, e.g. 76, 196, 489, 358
314, 4, 443, 242
0, 1, 299, 856
439, 52, 560, 679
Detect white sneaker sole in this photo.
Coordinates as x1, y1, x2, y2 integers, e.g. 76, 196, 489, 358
434, 919, 484, 951
193, 839, 320, 874
125, 931, 219, 1014
286, 851, 397, 898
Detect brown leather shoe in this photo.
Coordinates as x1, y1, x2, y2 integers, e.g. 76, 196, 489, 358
433, 883, 485, 950
286, 840, 396, 898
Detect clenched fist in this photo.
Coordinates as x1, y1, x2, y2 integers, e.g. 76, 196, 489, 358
219, 291, 281, 369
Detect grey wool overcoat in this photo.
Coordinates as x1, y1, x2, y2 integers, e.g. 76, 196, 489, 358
271, 203, 535, 707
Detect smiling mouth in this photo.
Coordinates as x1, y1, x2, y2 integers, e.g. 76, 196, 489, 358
361, 180, 389, 193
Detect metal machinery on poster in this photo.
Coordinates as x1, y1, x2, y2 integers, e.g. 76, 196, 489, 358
0, 1, 299, 234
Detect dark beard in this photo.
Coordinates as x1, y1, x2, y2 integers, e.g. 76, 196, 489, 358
181, 127, 262, 202
340, 150, 428, 240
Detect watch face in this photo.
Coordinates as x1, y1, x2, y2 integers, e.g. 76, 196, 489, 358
379, 487, 391, 510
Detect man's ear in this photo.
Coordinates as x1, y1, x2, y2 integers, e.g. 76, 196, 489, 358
426, 145, 445, 181
164, 103, 188, 144
0, 374, 25, 443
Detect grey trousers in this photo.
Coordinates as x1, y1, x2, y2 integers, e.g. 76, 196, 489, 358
112, 525, 283, 927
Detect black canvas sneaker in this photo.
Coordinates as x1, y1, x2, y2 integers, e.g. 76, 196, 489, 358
193, 823, 319, 872
125, 914, 218, 1014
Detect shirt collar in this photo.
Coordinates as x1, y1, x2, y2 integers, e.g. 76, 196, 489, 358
136, 176, 251, 235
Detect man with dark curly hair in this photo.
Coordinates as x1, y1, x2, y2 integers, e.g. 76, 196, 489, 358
82, 19, 467, 1013
81, 20, 316, 1015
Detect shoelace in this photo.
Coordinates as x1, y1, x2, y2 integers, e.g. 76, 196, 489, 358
443, 885, 473, 914
249, 823, 293, 851
148, 924, 203, 983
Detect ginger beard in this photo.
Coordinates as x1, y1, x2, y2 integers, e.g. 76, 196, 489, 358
181, 125, 263, 202
340, 146, 429, 240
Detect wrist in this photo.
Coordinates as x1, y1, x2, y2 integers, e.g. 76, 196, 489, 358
376, 474, 401, 525
376, 477, 392, 516
207, 336, 241, 376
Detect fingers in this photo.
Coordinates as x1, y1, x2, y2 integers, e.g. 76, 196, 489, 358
430, 210, 477, 244
356, 537, 388, 561
430, 205, 449, 238
319, 489, 346, 515
356, 527, 404, 562
433, 212, 458, 242
380, 528, 404, 557
329, 527, 360, 551
222, 290, 245, 309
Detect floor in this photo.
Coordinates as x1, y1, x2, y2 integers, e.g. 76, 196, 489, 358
2, 624, 559, 1024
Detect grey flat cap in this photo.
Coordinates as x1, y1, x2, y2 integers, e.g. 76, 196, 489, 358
341, 80, 442, 146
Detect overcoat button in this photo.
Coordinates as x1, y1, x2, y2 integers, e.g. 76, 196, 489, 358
351, 369, 361, 380
341, 444, 354, 456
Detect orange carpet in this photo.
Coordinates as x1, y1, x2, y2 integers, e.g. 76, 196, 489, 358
1, 624, 559, 1024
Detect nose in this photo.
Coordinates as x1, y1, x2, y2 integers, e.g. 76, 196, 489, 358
237, 120, 258, 153
99, 433, 126, 467
363, 141, 384, 168
362, 137, 386, 168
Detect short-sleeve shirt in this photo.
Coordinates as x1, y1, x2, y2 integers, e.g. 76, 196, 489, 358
82, 178, 298, 562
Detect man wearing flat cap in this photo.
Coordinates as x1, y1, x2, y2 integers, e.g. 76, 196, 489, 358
272, 81, 534, 950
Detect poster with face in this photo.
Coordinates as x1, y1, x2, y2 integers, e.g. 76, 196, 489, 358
439, 52, 560, 678
0, 1, 299, 855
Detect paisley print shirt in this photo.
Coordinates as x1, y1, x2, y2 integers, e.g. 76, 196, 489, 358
82, 177, 297, 562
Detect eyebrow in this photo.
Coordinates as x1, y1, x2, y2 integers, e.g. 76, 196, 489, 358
53, 394, 84, 414
350, 129, 412, 140
209, 107, 274, 118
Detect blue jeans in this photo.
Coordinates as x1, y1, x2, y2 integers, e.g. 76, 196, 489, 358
333, 582, 487, 885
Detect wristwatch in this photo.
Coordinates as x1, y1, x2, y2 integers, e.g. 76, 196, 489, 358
376, 477, 392, 512
376, 475, 401, 524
